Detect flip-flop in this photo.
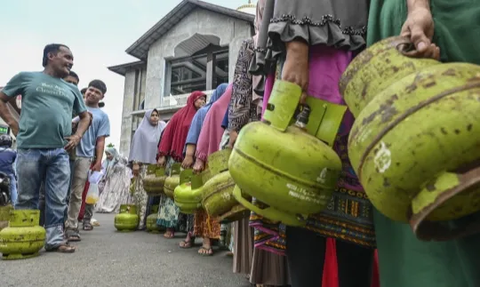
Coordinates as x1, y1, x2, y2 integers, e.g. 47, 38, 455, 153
198, 246, 213, 256
46, 243, 76, 253
179, 240, 193, 249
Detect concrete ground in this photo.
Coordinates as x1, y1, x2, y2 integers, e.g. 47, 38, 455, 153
0, 213, 251, 287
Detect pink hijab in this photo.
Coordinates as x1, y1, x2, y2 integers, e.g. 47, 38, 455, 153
195, 84, 233, 161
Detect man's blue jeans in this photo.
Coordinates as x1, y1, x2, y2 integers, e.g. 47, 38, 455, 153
16, 148, 70, 250
39, 159, 75, 227
8, 174, 17, 205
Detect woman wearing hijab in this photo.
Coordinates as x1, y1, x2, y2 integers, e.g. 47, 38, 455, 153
193, 84, 232, 171
249, 1, 375, 286
179, 84, 228, 255
95, 147, 131, 213
129, 109, 167, 230
157, 91, 206, 238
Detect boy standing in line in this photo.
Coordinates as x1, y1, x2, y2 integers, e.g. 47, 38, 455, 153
65, 80, 109, 241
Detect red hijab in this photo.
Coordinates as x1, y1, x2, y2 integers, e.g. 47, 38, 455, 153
158, 91, 206, 162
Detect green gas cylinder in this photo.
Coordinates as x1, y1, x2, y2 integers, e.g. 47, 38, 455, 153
0, 210, 46, 260
230, 80, 346, 227
114, 204, 139, 232
146, 205, 162, 233
164, 163, 181, 199
199, 149, 242, 220
339, 36, 480, 240
0, 205, 13, 231
143, 165, 167, 196
174, 170, 203, 214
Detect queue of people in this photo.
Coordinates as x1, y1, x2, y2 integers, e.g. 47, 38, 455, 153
0, 0, 479, 286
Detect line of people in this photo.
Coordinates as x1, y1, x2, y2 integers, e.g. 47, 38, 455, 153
0, 0, 478, 285
124, 0, 480, 286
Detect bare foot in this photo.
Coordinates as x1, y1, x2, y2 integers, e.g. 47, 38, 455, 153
163, 229, 175, 239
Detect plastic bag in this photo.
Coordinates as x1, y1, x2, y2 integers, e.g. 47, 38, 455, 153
85, 183, 99, 204
85, 171, 103, 204
88, 170, 103, 184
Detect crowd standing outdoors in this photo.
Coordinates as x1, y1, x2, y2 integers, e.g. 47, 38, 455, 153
0, 0, 479, 286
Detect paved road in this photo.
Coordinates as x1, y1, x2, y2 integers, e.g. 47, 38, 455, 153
0, 213, 251, 287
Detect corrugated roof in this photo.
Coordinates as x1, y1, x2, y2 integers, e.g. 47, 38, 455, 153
107, 61, 146, 76
125, 0, 255, 60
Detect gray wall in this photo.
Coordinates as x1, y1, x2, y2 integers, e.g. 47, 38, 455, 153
119, 70, 136, 156
119, 8, 252, 157
144, 8, 252, 109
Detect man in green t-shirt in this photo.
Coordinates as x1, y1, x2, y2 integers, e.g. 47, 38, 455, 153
0, 43, 91, 253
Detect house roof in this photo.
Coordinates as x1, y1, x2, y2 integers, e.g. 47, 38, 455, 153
125, 0, 255, 60
107, 60, 146, 76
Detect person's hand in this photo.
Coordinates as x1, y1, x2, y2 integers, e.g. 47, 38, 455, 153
132, 163, 140, 177
193, 159, 205, 173
64, 134, 81, 151
87, 111, 93, 127
182, 155, 194, 169
10, 122, 19, 137
282, 40, 309, 103
91, 161, 102, 172
400, 7, 440, 60
227, 130, 238, 149
157, 156, 166, 167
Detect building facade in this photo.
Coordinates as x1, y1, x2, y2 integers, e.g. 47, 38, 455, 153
109, 0, 255, 156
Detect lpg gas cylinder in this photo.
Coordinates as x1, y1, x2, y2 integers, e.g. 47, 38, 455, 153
146, 205, 162, 233
174, 170, 203, 214
164, 163, 181, 199
0, 210, 46, 260
143, 165, 167, 196
201, 149, 247, 220
339, 36, 480, 240
114, 204, 139, 232
0, 205, 12, 231
229, 80, 346, 227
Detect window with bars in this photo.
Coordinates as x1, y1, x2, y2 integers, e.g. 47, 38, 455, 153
165, 44, 229, 96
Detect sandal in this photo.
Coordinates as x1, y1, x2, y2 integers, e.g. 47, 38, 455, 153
198, 246, 213, 256
46, 243, 76, 253
65, 229, 81, 242
83, 222, 93, 231
179, 240, 193, 249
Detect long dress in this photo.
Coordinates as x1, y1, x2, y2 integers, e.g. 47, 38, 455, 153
95, 156, 131, 213
367, 1, 480, 286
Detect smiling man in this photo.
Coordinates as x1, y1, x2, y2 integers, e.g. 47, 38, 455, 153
65, 79, 110, 240
0, 43, 91, 253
